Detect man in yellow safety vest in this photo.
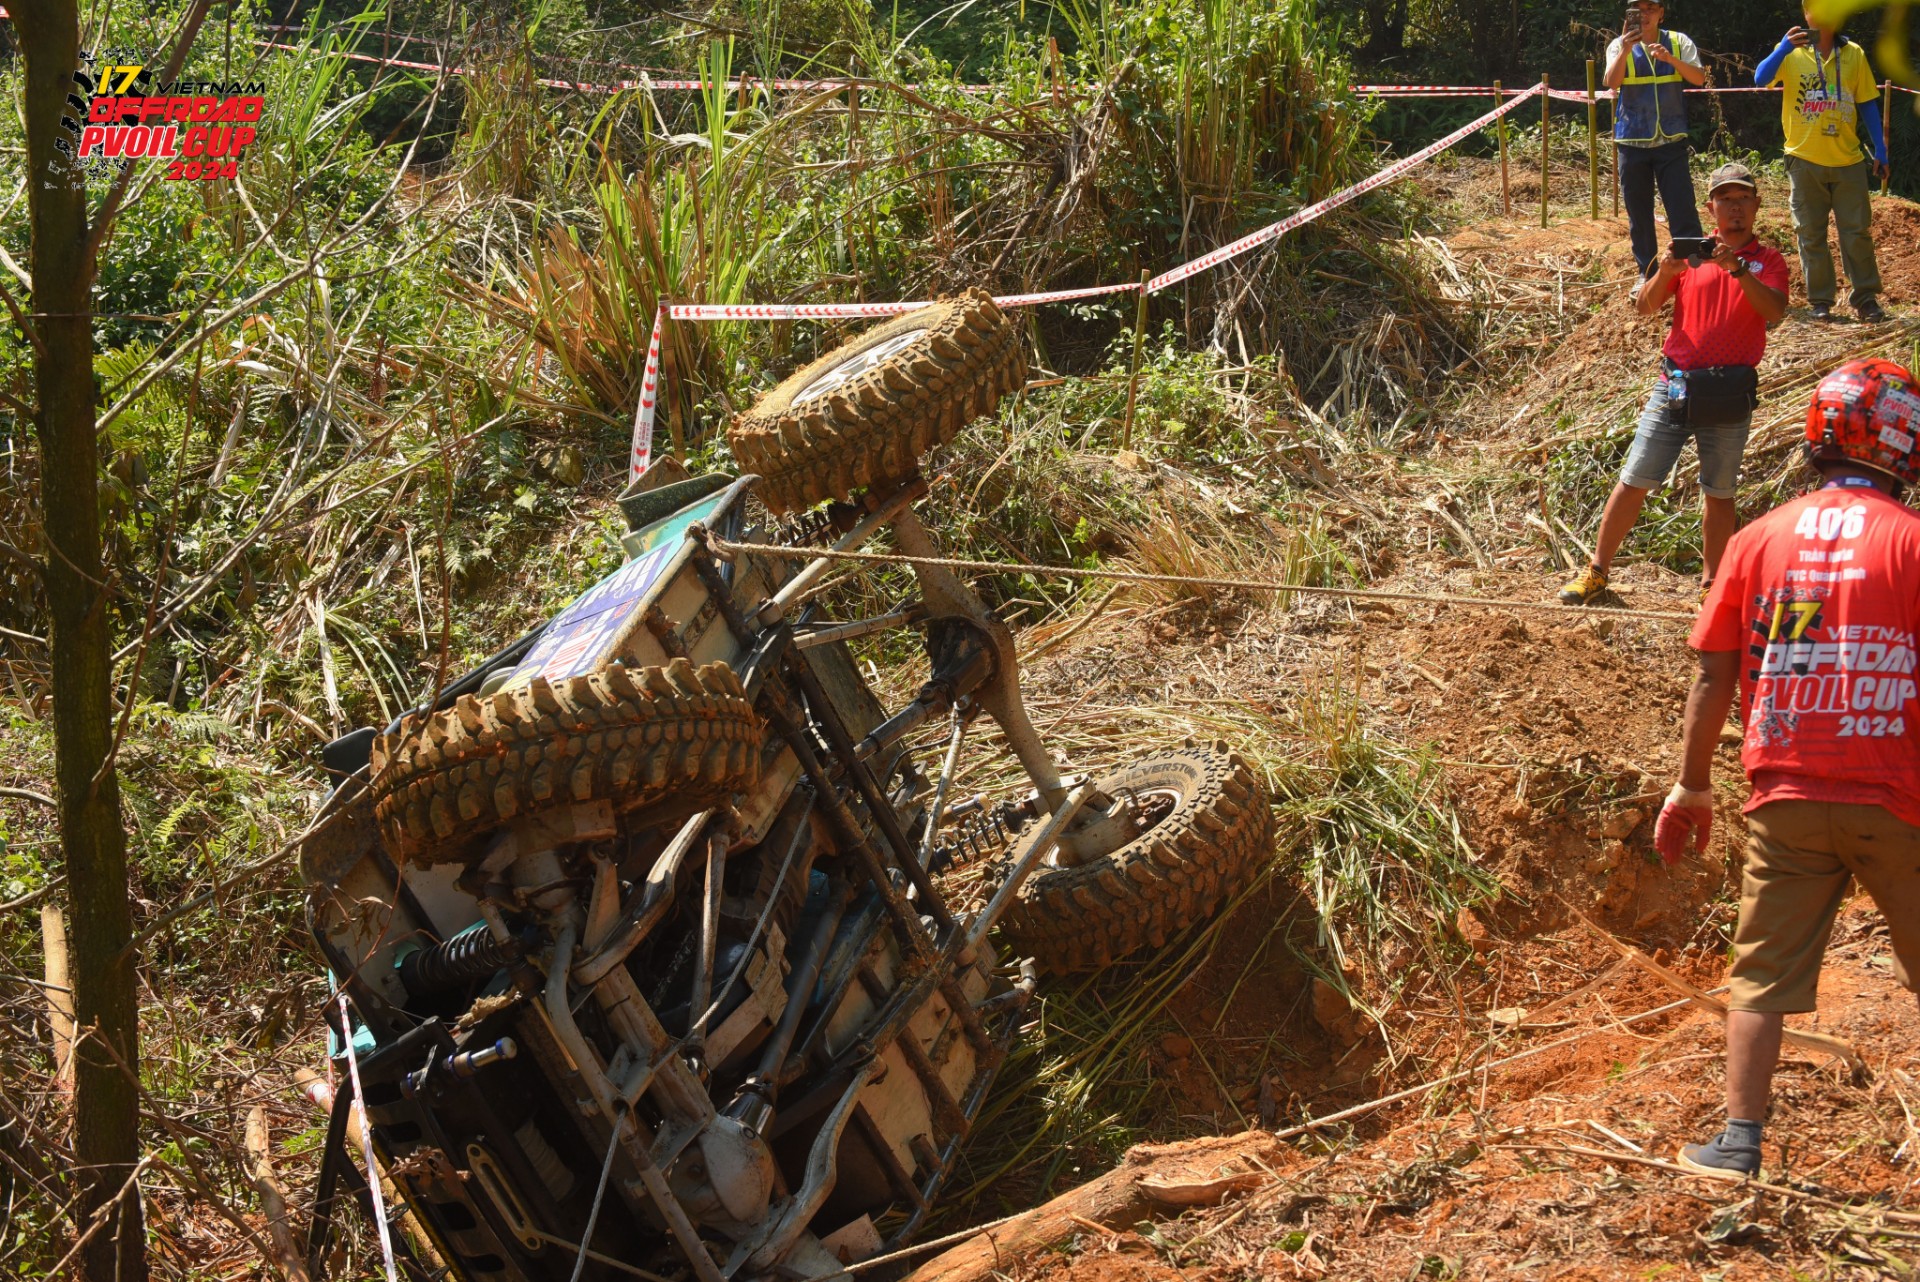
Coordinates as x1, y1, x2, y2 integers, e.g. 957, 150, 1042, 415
1604, 0, 1709, 278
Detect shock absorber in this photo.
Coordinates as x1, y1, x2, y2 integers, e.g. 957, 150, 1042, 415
931, 802, 1030, 873
397, 922, 531, 998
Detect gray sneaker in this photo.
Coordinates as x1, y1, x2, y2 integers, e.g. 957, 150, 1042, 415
1810, 303, 1834, 322
1677, 1132, 1761, 1181
1857, 298, 1888, 324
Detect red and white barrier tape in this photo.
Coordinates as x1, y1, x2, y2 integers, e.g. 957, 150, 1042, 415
1148, 84, 1541, 292
666, 280, 1147, 323
257, 40, 1920, 103
258, 39, 997, 96
630, 305, 666, 481
633, 88, 1542, 475
1360, 83, 1920, 99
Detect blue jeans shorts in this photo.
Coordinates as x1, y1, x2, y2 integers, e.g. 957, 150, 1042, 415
1619, 373, 1750, 500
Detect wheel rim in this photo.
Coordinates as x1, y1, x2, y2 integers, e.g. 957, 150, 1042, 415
1050, 785, 1181, 867
792, 329, 928, 407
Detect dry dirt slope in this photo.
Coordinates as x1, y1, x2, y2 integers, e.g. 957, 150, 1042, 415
906, 189, 1920, 1280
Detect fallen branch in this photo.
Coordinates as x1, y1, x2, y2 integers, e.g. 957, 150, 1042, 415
246, 1107, 311, 1282
901, 1132, 1282, 1282
1565, 905, 1864, 1071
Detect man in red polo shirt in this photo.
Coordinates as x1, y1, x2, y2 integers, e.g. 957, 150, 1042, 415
1561, 163, 1790, 606
1655, 359, 1920, 1179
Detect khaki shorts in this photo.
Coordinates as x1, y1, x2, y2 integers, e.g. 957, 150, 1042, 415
1729, 799, 1920, 1013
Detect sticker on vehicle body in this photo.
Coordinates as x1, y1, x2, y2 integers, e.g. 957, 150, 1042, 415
501, 544, 679, 689
499, 487, 739, 689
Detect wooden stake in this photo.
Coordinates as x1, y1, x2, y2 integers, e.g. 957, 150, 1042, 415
1121, 270, 1151, 453
1587, 59, 1600, 220
1495, 80, 1510, 216
1540, 73, 1551, 229
1611, 97, 1620, 217
41, 903, 74, 1091
663, 310, 686, 456
1882, 80, 1895, 194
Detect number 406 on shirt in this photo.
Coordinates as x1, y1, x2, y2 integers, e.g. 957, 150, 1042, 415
1794, 503, 1867, 541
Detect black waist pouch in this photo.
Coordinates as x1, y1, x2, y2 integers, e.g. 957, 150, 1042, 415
1677, 364, 1759, 427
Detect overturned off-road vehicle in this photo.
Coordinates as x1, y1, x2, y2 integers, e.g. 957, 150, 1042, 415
302, 291, 1274, 1282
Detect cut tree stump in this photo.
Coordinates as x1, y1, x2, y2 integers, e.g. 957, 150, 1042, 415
903, 1131, 1283, 1282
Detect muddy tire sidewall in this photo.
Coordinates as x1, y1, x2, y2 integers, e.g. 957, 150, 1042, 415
728, 289, 1026, 515
998, 747, 1274, 974
368, 657, 762, 864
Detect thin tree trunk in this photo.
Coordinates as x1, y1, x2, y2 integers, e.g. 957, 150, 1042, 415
16, 5, 149, 1280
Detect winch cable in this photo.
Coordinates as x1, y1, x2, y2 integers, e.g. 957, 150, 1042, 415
569, 1110, 628, 1282
713, 539, 1699, 625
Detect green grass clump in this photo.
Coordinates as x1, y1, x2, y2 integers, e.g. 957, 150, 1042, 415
1277, 682, 1498, 1026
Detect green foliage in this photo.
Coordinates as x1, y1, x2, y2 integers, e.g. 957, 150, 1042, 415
1065, 0, 1369, 252
1277, 681, 1497, 1016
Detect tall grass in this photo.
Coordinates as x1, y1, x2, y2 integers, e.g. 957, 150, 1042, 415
1063, 0, 1369, 254
1278, 681, 1498, 1023
470, 40, 803, 441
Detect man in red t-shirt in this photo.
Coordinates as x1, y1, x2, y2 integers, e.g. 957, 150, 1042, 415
1655, 359, 1920, 1179
1561, 164, 1790, 606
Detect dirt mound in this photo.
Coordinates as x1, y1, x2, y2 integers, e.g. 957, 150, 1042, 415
1850, 194, 1920, 303
933, 903, 1918, 1282
1349, 566, 1738, 948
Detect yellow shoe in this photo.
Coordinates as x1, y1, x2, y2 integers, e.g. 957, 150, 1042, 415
1558, 565, 1609, 605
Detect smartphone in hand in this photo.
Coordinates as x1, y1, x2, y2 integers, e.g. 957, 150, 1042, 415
1669, 237, 1716, 261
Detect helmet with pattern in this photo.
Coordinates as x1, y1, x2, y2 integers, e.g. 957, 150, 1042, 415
1804, 358, 1920, 487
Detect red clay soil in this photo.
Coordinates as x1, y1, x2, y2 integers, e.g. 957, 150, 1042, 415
1348, 569, 1738, 948
971, 903, 1920, 1281
930, 164, 1920, 1279
1000, 540, 1919, 1276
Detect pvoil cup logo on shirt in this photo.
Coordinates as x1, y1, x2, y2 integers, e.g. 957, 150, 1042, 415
1745, 584, 1918, 748
1794, 69, 1852, 137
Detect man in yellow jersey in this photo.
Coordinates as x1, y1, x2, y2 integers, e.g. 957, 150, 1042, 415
1757, 8, 1890, 323
1604, 0, 1709, 278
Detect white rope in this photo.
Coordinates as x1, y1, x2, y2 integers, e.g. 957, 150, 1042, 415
716, 539, 1699, 624
569, 1110, 628, 1282
337, 992, 400, 1282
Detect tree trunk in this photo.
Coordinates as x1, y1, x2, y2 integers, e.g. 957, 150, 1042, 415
17, 5, 148, 1281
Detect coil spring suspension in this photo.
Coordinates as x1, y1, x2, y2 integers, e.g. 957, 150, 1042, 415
930, 804, 1029, 873
773, 507, 840, 548
398, 923, 528, 997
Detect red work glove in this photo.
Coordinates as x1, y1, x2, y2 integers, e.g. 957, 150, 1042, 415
1654, 784, 1715, 865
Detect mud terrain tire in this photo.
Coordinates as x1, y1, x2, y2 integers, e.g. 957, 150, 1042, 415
728, 289, 1026, 515
369, 658, 762, 863
998, 747, 1273, 973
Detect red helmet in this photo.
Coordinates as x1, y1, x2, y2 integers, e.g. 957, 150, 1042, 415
1805, 358, 1920, 485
